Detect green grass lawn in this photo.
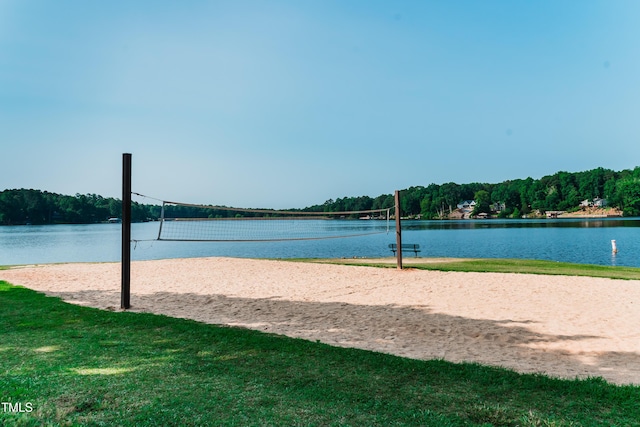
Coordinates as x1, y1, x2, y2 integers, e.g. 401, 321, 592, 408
1, 276, 639, 426
301, 257, 640, 281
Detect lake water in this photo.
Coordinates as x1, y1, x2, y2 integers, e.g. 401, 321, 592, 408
1, 218, 640, 267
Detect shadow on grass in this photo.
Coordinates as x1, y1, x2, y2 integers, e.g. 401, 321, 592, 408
3, 283, 640, 426
39, 287, 640, 386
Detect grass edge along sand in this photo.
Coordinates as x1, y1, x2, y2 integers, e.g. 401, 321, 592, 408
1, 279, 639, 426
293, 257, 640, 281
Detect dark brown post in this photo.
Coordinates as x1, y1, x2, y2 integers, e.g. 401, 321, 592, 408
395, 190, 402, 270
121, 153, 132, 309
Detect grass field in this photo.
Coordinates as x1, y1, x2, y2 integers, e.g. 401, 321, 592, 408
1, 259, 640, 426
303, 257, 640, 281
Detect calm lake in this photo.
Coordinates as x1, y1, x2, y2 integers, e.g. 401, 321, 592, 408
1, 218, 640, 267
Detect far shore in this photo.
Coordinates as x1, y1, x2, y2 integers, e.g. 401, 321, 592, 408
441, 206, 624, 220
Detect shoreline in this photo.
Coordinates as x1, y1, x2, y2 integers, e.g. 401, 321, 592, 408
1, 257, 639, 385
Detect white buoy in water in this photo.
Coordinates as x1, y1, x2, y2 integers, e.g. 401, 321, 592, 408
612, 239, 618, 253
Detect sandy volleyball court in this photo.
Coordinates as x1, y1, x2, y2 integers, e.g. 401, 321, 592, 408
2, 257, 639, 385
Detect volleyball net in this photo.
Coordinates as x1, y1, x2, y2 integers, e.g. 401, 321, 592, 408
150, 198, 394, 242
121, 154, 402, 311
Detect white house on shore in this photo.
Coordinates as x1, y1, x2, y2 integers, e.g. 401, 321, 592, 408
580, 198, 608, 208
456, 200, 476, 211
456, 200, 476, 219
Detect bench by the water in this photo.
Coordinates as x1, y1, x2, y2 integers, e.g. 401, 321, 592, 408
388, 243, 421, 257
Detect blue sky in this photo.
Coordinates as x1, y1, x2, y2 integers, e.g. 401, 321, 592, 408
2, 1, 639, 208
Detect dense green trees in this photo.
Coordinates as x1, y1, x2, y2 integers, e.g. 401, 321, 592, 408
472, 190, 491, 216
1, 166, 640, 225
616, 177, 640, 216
0, 189, 149, 225
312, 166, 640, 219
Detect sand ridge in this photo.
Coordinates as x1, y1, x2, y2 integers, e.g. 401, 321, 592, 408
1, 257, 639, 385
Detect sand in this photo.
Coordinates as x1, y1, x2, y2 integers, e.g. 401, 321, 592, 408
1, 257, 639, 385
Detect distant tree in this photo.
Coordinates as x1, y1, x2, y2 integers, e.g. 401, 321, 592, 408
472, 190, 491, 215
544, 187, 560, 211
559, 186, 580, 211
401, 187, 423, 216
616, 178, 640, 216
372, 194, 393, 211
438, 182, 463, 214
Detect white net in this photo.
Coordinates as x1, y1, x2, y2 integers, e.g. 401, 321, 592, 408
155, 201, 393, 242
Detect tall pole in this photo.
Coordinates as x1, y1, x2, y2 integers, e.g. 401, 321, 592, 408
395, 190, 402, 270
121, 153, 132, 309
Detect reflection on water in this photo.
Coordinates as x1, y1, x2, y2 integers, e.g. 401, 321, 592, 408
1, 218, 639, 267
611, 252, 619, 267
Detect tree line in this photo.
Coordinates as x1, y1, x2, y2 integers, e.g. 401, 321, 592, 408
308, 166, 640, 218
0, 190, 152, 225
2, 166, 640, 225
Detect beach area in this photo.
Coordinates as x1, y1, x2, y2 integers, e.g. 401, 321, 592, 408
1, 257, 639, 385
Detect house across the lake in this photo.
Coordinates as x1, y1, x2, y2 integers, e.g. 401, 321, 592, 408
456, 200, 476, 219
580, 198, 608, 208
457, 200, 476, 211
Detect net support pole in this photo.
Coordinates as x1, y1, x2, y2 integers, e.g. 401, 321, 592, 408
395, 190, 402, 270
121, 153, 132, 309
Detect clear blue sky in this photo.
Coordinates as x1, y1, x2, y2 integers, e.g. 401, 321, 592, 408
2, 1, 639, 208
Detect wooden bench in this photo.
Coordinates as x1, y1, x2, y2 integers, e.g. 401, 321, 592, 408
388, 243, 421, 257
